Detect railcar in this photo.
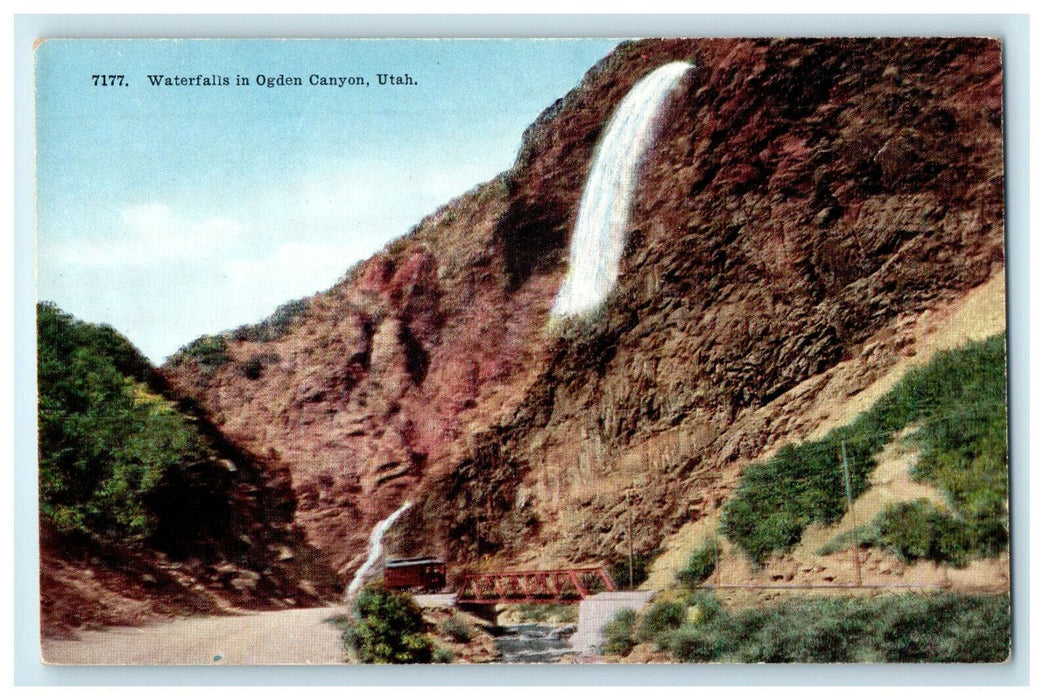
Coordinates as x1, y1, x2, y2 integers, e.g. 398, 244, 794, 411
383, 556, 447, 592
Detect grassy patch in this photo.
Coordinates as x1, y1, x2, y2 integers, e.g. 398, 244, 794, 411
721, 334, 1007, 564
512, 603, 578, 624
645, 593, 1010, 663
817, 524, 881, 556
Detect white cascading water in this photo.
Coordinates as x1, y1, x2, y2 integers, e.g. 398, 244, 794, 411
344, 501, 413, 602
551, 61, 692, 318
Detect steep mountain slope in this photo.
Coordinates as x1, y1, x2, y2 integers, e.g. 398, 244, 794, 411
163, 38, 1004, 584
38, 304, 339, 637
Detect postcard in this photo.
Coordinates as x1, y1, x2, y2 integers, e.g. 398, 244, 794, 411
34, 36, 1009, 665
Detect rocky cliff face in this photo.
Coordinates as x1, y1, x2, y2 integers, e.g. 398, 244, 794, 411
164, 38, 1004, 581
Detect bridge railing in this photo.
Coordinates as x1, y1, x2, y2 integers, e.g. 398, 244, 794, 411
456, 566, 615, 604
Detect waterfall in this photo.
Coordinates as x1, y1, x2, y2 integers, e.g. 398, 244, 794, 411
551, 61, 692, 318
344, 501, 413, 602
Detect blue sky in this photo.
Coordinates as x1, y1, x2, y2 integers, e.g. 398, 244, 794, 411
35, 38, 621, 363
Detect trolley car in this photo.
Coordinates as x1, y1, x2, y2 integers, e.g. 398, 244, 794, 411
383, 556, 447, 593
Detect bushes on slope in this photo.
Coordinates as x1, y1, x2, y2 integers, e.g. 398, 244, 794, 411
676, 538, 720, 587
721, 333, 1008, 564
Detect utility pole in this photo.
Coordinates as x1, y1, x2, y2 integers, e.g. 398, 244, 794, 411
627, 486, 635, 589
713, 532, 720, 587
841, 439, 862, 586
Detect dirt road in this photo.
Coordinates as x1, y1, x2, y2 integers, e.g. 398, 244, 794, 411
41, 606, 349, 665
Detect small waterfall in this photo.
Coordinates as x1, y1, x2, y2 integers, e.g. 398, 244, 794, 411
551, 61, 692, 318
344, 501, 413, 602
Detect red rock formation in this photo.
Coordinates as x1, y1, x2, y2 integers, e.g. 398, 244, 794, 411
163, 38, 1004, 581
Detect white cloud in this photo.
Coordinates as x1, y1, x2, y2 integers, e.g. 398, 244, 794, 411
46, 203, 248, 268
120, 203, 246, 257
38, 156, 499, 363
220, 240, 374, 319
248, 158, 489, 249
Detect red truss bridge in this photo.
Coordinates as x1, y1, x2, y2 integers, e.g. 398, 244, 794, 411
456, 567, 616, 605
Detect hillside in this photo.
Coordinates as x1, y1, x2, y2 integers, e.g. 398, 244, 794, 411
162, 37, 1005, 589
38, 303, 340, 637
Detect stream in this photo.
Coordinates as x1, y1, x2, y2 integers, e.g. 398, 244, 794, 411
493, 622, 579, 663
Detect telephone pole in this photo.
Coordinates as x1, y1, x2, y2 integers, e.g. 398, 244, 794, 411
841, 439, 862, 586
627, 484, 636, 589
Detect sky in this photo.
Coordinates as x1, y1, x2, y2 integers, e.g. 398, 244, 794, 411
35, 38, 622, 364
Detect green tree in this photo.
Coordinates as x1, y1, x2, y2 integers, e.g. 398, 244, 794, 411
348, 585, 434, 664
37, 302, 215, 544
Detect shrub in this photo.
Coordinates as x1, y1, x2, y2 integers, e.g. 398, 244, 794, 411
662, 625, 722, 662
683, 591, 724, 625
875, 593, 1011, 662
637, 601, 685, 642
441, 615, 473, 643
238, 352, 280, 380
174, 334, 230, 375
872, 499, 972, 566
676, 538, 719, 587
608, 548, 662, 590
600, 608, 638, 656
720, 434, 874, 563
232, 297, 310, 343
348, 584, 434, 664
340, 623, 358, 653
432, 646, 455, 664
